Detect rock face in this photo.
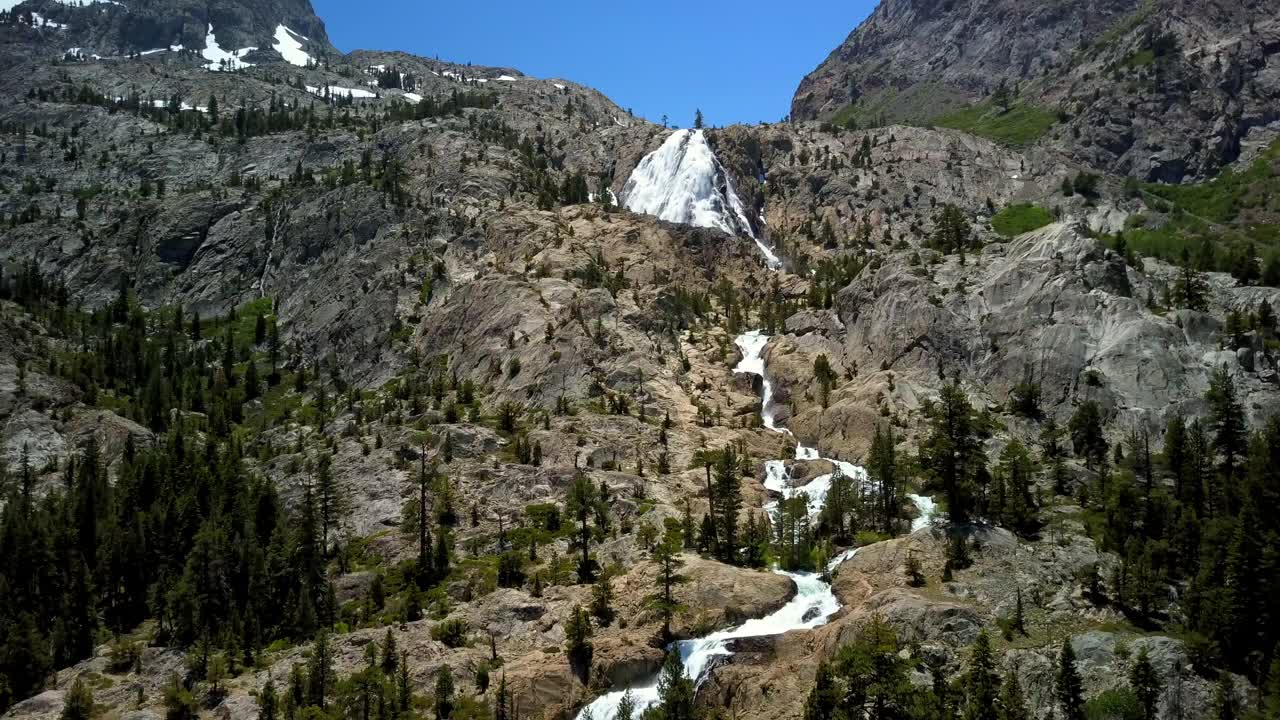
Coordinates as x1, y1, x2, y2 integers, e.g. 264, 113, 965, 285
746, 214, 1280, 460
791, 0, 1280, 179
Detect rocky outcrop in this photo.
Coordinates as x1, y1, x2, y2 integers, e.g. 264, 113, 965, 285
761, 223, 1280, 460
792, 0, 1280, 179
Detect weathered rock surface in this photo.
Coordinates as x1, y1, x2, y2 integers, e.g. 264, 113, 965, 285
792, 0, 1280, 180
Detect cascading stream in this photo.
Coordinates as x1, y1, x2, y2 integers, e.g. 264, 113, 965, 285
576, 333, 938, 720
578, 132, 937, 720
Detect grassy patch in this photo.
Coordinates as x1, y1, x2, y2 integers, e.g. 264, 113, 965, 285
828, 84, 971, 130
203, 296, 275, 347
1123, 49, 1155, 68
932, 103, 1058, 147
1143, 139, 1280, 225
991, 204, 1055, 237
1101, 139, 1280, 269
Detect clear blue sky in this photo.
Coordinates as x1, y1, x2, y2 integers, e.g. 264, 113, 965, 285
312, 0, 877, 127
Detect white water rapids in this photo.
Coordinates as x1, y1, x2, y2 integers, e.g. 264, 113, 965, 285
578, 131, 936, 720
575, 332, 938, 720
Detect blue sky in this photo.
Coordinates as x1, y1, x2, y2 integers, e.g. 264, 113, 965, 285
312, 0, 877, 127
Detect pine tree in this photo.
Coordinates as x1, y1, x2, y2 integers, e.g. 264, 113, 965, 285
416, 456, 435, 588
259, 680, 277, 720
494, 674, 512, 720
245, 360, 261, 400
997, 440, 1037, 535
931, 204, 973, 255
1055, 639, 1084, 720
1207, 365, 1246, 496
1214, 674, 1237, 720
868, 423, 899, 532
396, 651, 411, 713
307, 631, 335, 709
804, 661, 838, 720
564, 605, 593, 681
1175, 248, 1209, 311
965, 630, 1000, 720
713, 446, 742, 564
590, 570, 615, 626
566, 473, 599, 583
1069, 401, 1107, 470
921, 382, 981, 524
380, 629, 397, 675
433, 665, 454, 720
314, 454, 343, 556
615, 689, 637, 720
693, 109, 704, 130
60, 677, 94, 720
1129, 648, 1160, 720
997, 671, 1030, 720
647, 525, 687, 642
653, 652, 696, 720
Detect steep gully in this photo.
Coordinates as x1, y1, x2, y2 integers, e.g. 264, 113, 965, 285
576, 132, 938, 720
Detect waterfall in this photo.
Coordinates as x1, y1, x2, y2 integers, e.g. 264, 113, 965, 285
620, 129, 781, 268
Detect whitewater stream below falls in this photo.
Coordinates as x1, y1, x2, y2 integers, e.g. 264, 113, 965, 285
575, 330, 938, 720
576, 128, 937, 720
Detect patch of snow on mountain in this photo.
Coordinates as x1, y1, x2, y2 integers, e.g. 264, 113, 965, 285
552, 83, 566, 90
403, 92, 423, 103
496, 75, 517, 81
272, 24, 311, 67
31, 13, 68, 29
305, 85, 377, 100
140, 44, 183, 55
202, 24, 255, 71
621, 129, 779, 267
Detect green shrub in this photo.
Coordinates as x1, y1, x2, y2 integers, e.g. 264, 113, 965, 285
432, 618, 469, 648
1084, 687, 1142, 720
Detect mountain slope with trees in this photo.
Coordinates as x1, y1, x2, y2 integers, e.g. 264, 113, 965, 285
2, 2, 1280, 720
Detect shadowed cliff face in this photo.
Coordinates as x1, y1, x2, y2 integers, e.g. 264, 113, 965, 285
792, 0, 1280, 181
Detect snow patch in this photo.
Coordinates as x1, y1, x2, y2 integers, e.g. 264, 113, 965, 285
202, 24, 255, 71
149, 99, 203, 112
272, 24, 311, 67
30, 12, 68, 29
496, 74, 517, 81
306, 85, 377, 100
139, 43, 183, 55
552, 82, 566, 90
403, 92, 423, 103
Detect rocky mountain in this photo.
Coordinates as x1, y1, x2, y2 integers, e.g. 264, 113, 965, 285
1, 2, 1279, 720
791, 0, 1280, 180
0, 0, 333, 67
